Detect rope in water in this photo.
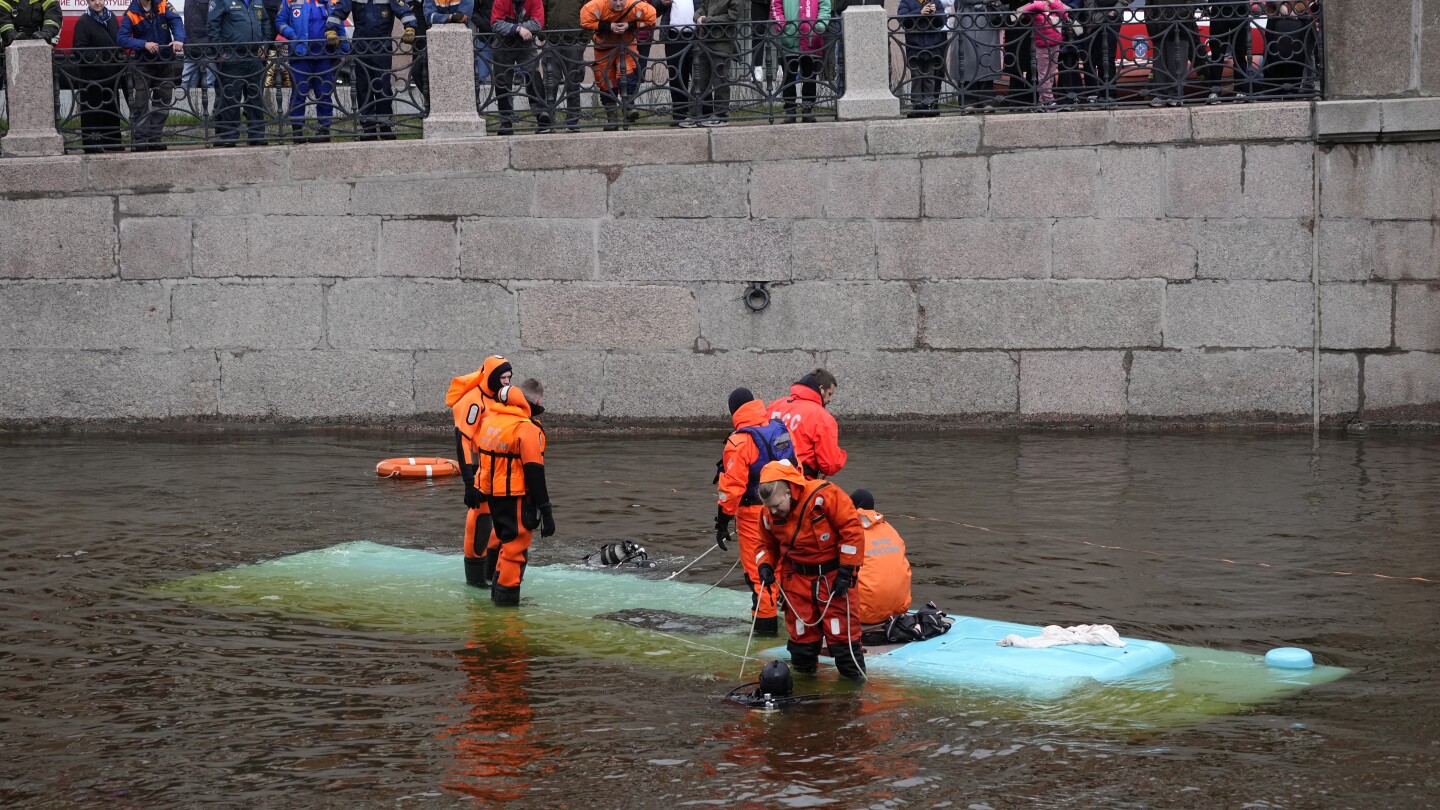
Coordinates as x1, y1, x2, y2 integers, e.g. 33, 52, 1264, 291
892, 513, 1440, 585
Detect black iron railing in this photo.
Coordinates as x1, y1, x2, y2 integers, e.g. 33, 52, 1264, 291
889, 1, 1322, 116
52, 37, 425, 152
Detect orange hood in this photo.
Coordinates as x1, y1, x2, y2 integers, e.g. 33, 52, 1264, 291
488, 384, 533, 420
730, 398, 770, 431
444, 355, 511, 407
758, 459, 807, 489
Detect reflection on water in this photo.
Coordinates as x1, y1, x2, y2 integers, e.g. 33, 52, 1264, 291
1, 431, 1438, 807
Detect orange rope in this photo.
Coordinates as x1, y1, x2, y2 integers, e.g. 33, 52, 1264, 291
892, 513, 1440, 586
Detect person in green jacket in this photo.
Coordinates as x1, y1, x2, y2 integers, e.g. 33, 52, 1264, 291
689, 0, 740, 126
207, 0, 275, 145
542, 0, 585, 131
770, 0, 829, 122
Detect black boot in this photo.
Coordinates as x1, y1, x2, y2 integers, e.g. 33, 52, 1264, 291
787, 640, 822, 674
290, 122, 306, 143
482, 546, 500, 586
314, 125, 331, 144
464, 556, 490, 588
754, 616, 779, 637
491, 583, 521, 606
829, 641, 867, 680
602, 104, 620, 131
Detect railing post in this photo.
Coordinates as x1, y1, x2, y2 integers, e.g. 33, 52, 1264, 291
423, 23, 486, 139
837, 5, 900, 120
1, 40, 65, 157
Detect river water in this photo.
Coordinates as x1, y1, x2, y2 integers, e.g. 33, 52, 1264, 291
1, 430, 1437, 808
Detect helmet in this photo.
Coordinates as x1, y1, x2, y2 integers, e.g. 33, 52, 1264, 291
758, 660, 793, 698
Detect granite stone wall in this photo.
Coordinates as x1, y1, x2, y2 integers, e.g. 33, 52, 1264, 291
2, 102, 1438, 426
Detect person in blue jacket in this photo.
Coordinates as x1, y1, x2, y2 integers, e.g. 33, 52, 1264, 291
897, 0, 946, 117
279, 0, 343, 141
208, 0, 274, 145
326, 0, 417, 140
423, 0, 492, 91
117, 0, 186, 150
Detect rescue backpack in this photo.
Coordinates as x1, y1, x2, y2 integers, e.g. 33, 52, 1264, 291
736, 420, 797, 501
881, 601, 951, 644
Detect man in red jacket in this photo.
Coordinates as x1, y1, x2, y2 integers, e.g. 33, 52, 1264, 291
768, 368, 846, 479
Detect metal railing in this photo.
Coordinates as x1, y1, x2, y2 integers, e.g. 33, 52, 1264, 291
52, 38, 426, 152
889, 1, 1322, 115
473, 21, 843, 133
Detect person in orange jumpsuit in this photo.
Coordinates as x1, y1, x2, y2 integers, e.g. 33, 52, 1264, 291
716, 387, 797, 637
476, 378, 555, 606
755, 459, 867, 679
445, 355, 512, 588
768, 368, 846, 479
847, 488, 913, 626
578, 0, 656, 129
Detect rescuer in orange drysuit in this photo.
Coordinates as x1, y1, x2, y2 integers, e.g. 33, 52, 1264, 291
476, 379, 555, 606
768, 368, 846, 479
716, 387, 798, 637
445, 355, 512, 588
578, 0, 656, 128
847, 488, 913, 626
755, 459, 867, 679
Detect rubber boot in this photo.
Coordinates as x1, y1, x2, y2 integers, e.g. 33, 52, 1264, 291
314, 125, 331, 144
754, 616, 779, 637
464, 556, 489, 588
829, 641, 867, 680
603, 104, 620, 132
290, 122, 306, 143
787, 640, 822, 674
482, 546, 500, 587
491, 583, 521, 606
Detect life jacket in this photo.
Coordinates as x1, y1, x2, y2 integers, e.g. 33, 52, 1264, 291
476, 386, 544, 497
852, 509, 913, 625
736, 420, 797, 504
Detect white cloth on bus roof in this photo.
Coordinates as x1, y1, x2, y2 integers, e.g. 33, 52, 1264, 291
996, 624, 1126, 649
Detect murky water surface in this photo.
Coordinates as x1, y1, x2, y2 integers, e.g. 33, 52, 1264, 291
2, 431, 1438, 808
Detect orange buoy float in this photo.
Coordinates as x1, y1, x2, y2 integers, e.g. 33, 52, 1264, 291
376, 457, 460, 479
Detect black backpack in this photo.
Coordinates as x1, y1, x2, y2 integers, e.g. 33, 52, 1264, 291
882, 601, 951, 644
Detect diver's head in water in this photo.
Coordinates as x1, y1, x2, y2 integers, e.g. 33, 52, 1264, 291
759, 660, 793, 698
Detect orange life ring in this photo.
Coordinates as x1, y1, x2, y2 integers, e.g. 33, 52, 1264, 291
376, 457, 460, 479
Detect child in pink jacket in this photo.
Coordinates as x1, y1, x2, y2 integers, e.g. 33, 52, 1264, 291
1017, 0, 1068, 106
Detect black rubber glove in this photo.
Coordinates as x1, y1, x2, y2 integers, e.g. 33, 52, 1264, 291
463, 486, 481, 510
461, 463, 480, 508
831, 565, 856, 600
537, 503, 556, 538
757, 563, 775, 588
714, 508, 731, 552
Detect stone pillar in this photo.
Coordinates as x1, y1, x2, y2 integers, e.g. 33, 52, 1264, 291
1325, 0, 1438, 99
1, 40, 64, 158
423, 23, 486, 139
837, 5, 900, 120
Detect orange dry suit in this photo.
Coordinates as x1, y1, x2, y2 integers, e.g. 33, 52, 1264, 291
476, 385, 553, 605
768, 382, 846, 478
446, 355, 511, 587
852, 508, 912, 626
578, 0, 656, 94
717, 399, 797, 628
756, 460, 867, 678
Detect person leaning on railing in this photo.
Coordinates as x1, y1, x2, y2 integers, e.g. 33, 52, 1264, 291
579, 0, 657, 130
490, 0, 549, 134
327, 0, 417, 140
424, 0, 495, 86
770, 0, 829, 124
1202, 1, 1251, 100
117, 0, 185, 151
541, 0, 586, 131
1145, 0, 1198, 106
896, 0, 947, 118
67, 0, 126, 153
689, 0, 741, 127
0, 0, 62, 48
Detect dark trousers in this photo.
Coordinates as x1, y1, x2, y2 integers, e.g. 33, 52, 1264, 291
355, 50, 396, 132
691, 38, 734, 120
905, 47, 943, 110
543, 40, 585, 128
1002, 25, 1033, 105
1204, 16, 1252, 95
286, 62, 335, 126
780, 52, 819, 117
130, 60, 180, 143
1085, 21, 1119, 100
748, 0, 769, 67
78, 80, 124, 152
1147, 26, 1196, 101
215, 57, 266, 142
658, 31, 695, 122
493, 45, 548, 128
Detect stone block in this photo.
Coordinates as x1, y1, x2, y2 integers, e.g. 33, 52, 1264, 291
919, 280, 1163, 349
510, 129, 709, 170
460, 218, 595, 280
1165, 280, 1311, 348
1112, 108, 1191, 144
837, 5, 900, 121
1316, 219, 1373, 281
1191, 103, 1313, 142
413, 349, 605, 416
219, 350, 415, 417
1314, 100, 1382, 141
259, 184, 353, 215
824, 158, 921, 219
990, 149, 1099, 218
1319, 352, 1361, 416
920, 156, 987, 218
790, 220, 876, 280
1166, 145, 1242, 218
1240, 144, 1314, 218
1195, 219, 1313, 281
1019, 350, 1127, 416
750, 161, 826, 219
598, 219, 791, 281
171, 282, 325, 350
609, 164, 749, 219
1372, 221, 1440, 280
1394, 285, 1440, 350
119, 187, 259, 217
533, 170, 609, 218
825, 350, 1018, 415
878, 220, 1050, 280
1097, 148, 1165, 217
380, 219, 459, 277
866, 117, 981, 157
119, 218, 193, 280
982, 110, 1109, 149
709, 122, 868, 163
0, 281, 168, 349
1364, 352, 1440, 413
1052, 219, 1195, 280
694, 281, 915, 350
0, 349, 219, 420
520, 284, 697, 350
601, 350, 817, 419
1324, 0, 1414, 99
193, 215, 379, 278
289, 138, 510, 181
1128, 349, 1312, 417
0, 156, 85, 193
0, 197, 116, 279
1320, 144, 1437, 220
327, 279, 516, 350
423, 23, 486, 140
351, 174, 535, 217
86, 148, 290, 192
1320, 282, 1393, 350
